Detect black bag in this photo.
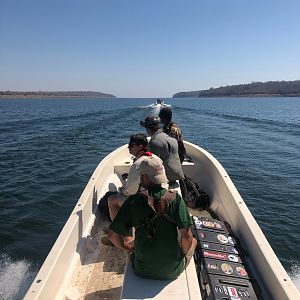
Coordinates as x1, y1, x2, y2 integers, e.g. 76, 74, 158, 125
98, 191, 118, 222
179, 176, 210, 209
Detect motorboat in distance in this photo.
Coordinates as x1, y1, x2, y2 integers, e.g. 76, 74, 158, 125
152, 98, 171, 107
24, 141, 299, 300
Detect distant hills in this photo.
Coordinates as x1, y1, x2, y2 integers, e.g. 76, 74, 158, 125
0, 91, 116, 98
173, 80, 300, 98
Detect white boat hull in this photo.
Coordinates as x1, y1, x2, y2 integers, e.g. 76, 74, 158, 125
24, 141, 299, 300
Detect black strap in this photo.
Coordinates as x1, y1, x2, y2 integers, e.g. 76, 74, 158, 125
135, 191, 177, 235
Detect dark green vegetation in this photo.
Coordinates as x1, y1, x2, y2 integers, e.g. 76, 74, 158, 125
173, 80, 300, 98
0, 91, 116, 98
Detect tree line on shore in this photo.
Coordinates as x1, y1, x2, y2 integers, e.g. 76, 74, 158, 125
0, 91, 116, 98
173, 80, 300, 98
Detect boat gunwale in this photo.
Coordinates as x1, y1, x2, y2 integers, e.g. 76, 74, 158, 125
184, 141, 299, 299
24, 144, 129, 299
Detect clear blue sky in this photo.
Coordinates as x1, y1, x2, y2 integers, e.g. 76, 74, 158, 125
1, 0, 300, 97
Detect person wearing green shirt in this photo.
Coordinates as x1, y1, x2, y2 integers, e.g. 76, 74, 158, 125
107, 156, 197, 280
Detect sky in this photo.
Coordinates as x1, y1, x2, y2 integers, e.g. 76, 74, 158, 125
1, 0, 300, 98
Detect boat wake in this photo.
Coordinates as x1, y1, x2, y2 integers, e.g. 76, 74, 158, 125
139, 104, 171, 108
291, 264, 300, 292
139, 104, 157, 108
137, 104, 167, 115
0, 253, 35, 300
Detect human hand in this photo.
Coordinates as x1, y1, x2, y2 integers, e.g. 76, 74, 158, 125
124, 239, 135, 253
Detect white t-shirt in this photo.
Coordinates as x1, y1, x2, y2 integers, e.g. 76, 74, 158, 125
122, 154, 164, 195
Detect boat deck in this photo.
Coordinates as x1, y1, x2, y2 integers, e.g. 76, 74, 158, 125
64, 207, 209, 300
64, 217, 126, 300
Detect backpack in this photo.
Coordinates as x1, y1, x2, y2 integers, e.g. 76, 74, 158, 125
98, 191, 118, 222
179, 176, 210, 209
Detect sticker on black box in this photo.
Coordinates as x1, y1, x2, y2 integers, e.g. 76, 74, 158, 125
196, 229, 237, 246
206, 274, 258, 300
204, 258, 249, 279
202, 250, 242, 263
200, 241, 239, 255
193, 216, 225, 232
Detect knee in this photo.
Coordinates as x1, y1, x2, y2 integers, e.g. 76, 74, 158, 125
108, 195, 114, 204
108, 195, 118, 206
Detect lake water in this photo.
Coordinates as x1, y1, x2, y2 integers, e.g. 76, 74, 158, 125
0, 97, 299, 299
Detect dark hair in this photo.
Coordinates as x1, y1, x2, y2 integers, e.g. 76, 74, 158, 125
146, 123, 160, 131
129, 134, 148, 148
159, 107, 172, 121
140, 116, 160, 128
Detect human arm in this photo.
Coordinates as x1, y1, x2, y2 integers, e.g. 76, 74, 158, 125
107, 229, 135, 252
174, 194, 197, 264
179, 227, 197, 267
179, 227, 197, 257
123, 162, 141, 195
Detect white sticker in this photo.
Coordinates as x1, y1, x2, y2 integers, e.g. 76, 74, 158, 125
228, 255, 239, 262
217, 234, 228, 244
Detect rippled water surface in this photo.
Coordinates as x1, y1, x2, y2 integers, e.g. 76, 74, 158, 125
0, 97, 299, 298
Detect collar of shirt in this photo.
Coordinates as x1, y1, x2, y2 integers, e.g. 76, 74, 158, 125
148, 185, 167, 199
151, 128, 163, 139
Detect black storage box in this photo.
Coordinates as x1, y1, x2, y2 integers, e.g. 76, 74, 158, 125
204, 274, 258, 300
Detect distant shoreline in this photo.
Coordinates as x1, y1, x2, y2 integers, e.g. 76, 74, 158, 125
177, 94, 300, 98
0, 95, 116, 99
173, 80, 300, 98
1, 91, 300, 99
0, 91, 116, 99
1, 94, 300, 99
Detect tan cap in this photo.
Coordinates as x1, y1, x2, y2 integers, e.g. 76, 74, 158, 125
139, 156, 168, 184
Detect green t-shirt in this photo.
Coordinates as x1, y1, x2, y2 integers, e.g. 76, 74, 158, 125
109, 186, 192, 280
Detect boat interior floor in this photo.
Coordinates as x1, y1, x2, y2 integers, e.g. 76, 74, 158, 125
65, 216, 126, 300
65, 208, 211, 300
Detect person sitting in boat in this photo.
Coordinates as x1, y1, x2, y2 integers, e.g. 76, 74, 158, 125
101, 134, 166, 246
107, 156, 197, 279
140, 115, 184, 185
159, 107, 186, 163
106, 134, 153, 221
